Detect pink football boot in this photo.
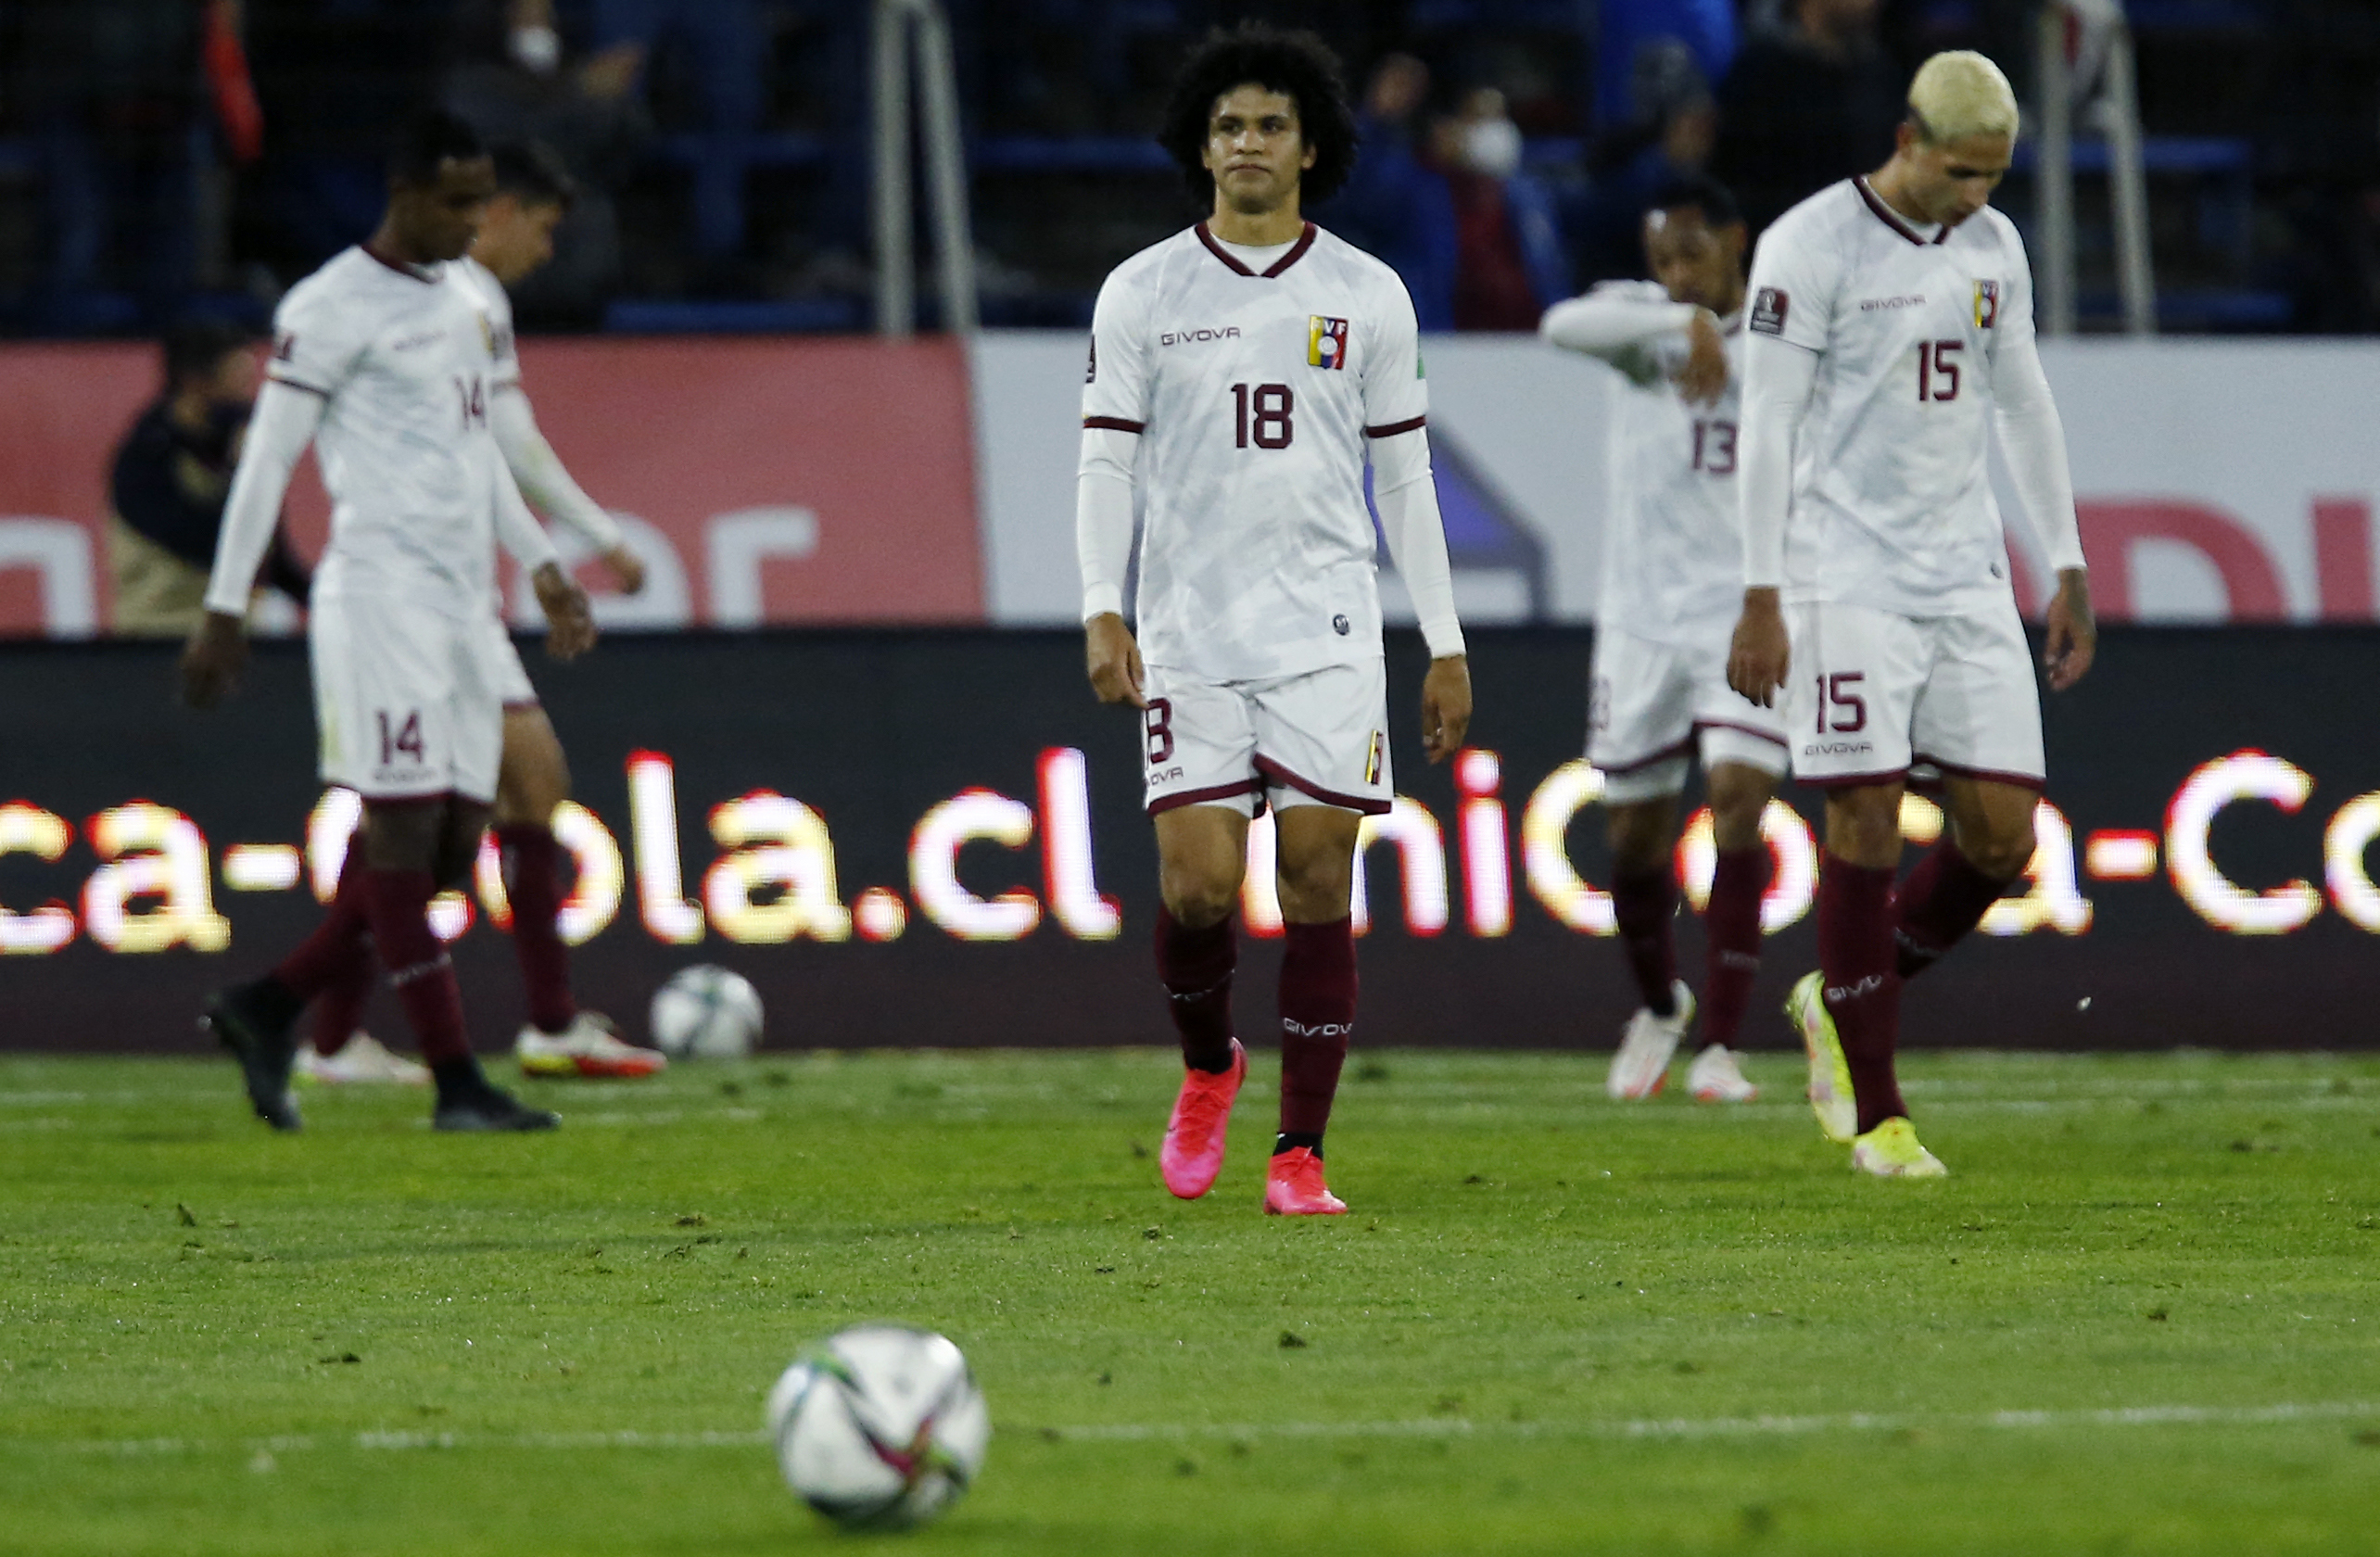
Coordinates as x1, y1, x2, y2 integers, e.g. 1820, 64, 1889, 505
1159, 1039, 1246, 1199
1262, 1146, 1347, 1216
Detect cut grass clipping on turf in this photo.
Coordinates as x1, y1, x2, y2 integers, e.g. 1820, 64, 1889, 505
4, 1050, 2378, 1555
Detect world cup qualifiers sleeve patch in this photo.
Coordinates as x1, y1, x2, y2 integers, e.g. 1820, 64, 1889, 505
1308, 315, 1349, 369
273, 330, 296, 361
1750, 287, 1789, 335
1084, 335, 1096, 383
1974, 279, 2001, 329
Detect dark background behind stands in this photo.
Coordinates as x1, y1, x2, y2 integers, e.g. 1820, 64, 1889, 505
3, 0, 2378, 337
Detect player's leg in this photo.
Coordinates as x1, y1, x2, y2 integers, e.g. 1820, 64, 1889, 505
1145, 672, 1260, 1198
1897, 777, 2036, 979
1269, 800, 1361, 1215
1587, 629, 1699, 1097
1685, 751, 1781, 1103
494, 699, 665, 1079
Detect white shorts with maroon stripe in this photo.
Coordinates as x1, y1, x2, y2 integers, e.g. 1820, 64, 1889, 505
472, 609, 540, 710
1783, 598, 2045, 791
310, 593, 502, 803
1589, 624, 1788, 805
1142, 659, 1391, 817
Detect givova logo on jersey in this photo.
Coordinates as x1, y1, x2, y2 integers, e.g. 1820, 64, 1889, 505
1308, 315, 1349, 370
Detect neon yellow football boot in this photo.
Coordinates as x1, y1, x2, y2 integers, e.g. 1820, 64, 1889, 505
1850, 1117, 1948, 1178
1786, 971, 1857, 1144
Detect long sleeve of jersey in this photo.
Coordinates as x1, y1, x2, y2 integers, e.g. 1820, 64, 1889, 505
490, 387, 625, 554
1370, 425, 1466, 659
203, 378, 324, 616
1737, 332, 1819, 590
1075, 425, 1137, 621
1539, 285, 1698, 385
493, 461, 560, 575
1988, 307, 2087, 574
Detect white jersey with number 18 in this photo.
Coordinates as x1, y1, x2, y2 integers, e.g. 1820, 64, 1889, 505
1745, 177, 2036, 619
1082, 222, 1428, 684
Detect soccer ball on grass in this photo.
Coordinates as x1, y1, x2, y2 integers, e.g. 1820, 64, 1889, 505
766, 1324, 989, 1530
647, 964, 762, 1059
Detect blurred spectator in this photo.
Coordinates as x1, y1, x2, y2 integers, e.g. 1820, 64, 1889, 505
1595, 0, 1737, 130
21, 0, 207, 327
1568, 41, 1721, 285
1327, 54, 1459, 331
108, 318, 308, 636
443, 0, 649, 326
1711, 0, 1904, 237
1434, 88, 1569, 332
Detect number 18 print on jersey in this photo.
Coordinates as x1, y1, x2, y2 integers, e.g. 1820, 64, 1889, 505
1082, 222, 1427, 684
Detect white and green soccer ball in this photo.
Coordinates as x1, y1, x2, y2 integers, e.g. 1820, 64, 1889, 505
647, 964, 761, 1059
766, 1325, 989, 1530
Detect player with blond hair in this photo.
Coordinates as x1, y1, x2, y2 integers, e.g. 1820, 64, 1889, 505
1079, 24, 1471, 1215
1728, 50, 2095, 1175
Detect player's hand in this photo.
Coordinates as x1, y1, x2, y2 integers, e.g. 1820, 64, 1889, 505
179, 611, 249, 710
601, 545, 647, 595
1727, 589, 1791, 706
1675, 308, 1728, 405
1421, 654, 1473, 764
2044, 567, 2095, 691
1083, 613, 1146, 707
533, 562, 598, 662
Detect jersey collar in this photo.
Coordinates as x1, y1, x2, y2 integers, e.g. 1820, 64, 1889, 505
1854, 177, 1949, 247
361, 243, 443, 284
1196, 221, 1318, 278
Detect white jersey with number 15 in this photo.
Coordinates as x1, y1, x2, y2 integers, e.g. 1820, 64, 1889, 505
1745, 177, 2036, 618
1082, 222, 1428, 684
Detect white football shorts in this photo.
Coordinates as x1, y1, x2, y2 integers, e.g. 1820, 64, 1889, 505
472, 609, 540, 710
310, 593, 503, 803
1589, 624, 1789, 805
1782, 598, 2045, 791
1142, 659, 1392, 817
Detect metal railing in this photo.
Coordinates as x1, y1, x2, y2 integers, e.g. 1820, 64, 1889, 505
2037, 0, 2157, 335
872, 0, 978, 337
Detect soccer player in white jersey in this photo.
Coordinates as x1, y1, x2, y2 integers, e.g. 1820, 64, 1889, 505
1726, 53, 2095, 1176
184, 111, 596, 1133
1078, 25, 1471, 1216
296, 140, 665, 1087
1540, 176, 1785, 1107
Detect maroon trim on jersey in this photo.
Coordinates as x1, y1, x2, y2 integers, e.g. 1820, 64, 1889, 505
1853, 178, 1950, 247
502, 699, 543, 713
1253, 754, 1393, 816
1363, 414, 1428, 439
1912, 753, 2047, 792
1694, 717, 1791, 753
1147, 778, 1263, 816
1798, 766, 1911, 791
1082, 415, 1146, 434
361, 242, 439, 282
264, 373, 331, 399
1594, 734, 1697, 777
1193, 221, 1319, 278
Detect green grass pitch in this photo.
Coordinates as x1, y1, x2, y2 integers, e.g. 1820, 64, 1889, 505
5, 1048, 2378, 1555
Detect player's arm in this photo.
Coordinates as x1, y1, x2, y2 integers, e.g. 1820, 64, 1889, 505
489, 386, 644, 593
1988, 261, 2094, 690
1077, 425, 1144, 707
1078, 276, 1152, 708
1538, 285, 1724, 401
1367, 279, 1470, 762
1726, 332, 1817, 706
493, 463, 597, 662
182, 378, 325, 707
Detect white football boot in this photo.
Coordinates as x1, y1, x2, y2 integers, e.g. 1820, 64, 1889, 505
1606, 981, 1694, 1100
1685, 1043, 1758, 1103
515, 1012, 666, 1078
294, 1031, 430, 1086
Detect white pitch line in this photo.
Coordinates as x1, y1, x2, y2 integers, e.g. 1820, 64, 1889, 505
30, 1400, 2378, 1460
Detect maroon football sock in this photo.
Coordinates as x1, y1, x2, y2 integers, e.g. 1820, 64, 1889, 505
1155, 905, 1237, 1072
309, 943, 374, 1057
272, 854, 371, 1006
1700, 846, 1772, 1048
1611, 867, 1679, 1017
360, 868, 472, 1065
1817, 854, 1906, 1133
498, 823, 577, 1034
1894, 841, 2013, 981
1277, 917, 1356, 1140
